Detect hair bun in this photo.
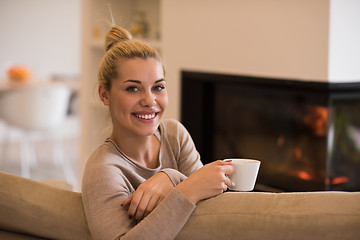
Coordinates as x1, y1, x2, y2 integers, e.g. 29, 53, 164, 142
105, 26, 133, 51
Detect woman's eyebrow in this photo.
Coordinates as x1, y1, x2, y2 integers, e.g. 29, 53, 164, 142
124, 78, 165, 84
155, 78, 165, 83
124, 79, 141, 84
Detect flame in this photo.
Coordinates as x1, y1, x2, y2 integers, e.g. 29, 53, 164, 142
303, 106, 328, 136
328, 176, 350, 185
289, 170, 312, 181
297, 171, 312, 181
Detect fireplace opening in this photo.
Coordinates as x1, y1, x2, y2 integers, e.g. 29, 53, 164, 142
181, 71, 360, 192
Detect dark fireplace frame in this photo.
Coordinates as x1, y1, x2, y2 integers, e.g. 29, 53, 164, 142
181, 70, 360, 192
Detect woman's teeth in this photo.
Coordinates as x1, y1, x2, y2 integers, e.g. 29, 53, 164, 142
135, 113, 156, 120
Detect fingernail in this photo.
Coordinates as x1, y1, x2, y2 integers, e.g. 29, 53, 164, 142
223, 159, 232, 162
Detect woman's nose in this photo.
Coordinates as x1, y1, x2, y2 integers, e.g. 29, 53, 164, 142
141, 91, 156, 107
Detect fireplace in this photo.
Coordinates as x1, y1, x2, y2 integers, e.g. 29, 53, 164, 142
181, 71, 360, 192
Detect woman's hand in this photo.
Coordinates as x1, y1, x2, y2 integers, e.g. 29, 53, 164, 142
176, 160, 234, 204
122, 172, 173, 221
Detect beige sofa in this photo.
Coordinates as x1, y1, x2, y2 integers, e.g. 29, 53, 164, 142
1, 170, 360, 240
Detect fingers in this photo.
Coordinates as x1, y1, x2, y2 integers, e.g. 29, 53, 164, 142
224, 175, 232, 188
143, 194, 162, 218
222, 182, 229, 192
222, 164, 235, 175
215, 160, 234, 191
127, 190, 144, 220
223, 159, 232, 163
128, 190, 162, 221
133, 192, 151, 220
206, 160, 234, 193
121, 193, 133, 208
210, 160, 235, 176
124, 172, 173, 220
220, 171, 232, 192
216, 159, 232, 165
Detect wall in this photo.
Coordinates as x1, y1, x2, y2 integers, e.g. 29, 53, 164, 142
0, 0, 81, 79
162, 0, 331, 121
328, 0, 360, 82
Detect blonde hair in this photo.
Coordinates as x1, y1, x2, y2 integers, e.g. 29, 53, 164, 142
98, 26, 162, 91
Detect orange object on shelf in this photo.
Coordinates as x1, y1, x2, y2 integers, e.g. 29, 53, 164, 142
7, 65, 31, 82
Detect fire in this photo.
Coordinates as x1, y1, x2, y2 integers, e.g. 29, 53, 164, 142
302, 106, 328, 137
297, 171, 312, 181
289, 170, 312, 181
326, 176, 350, 185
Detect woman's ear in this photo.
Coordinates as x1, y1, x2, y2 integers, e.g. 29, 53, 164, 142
99, 85, 110, 106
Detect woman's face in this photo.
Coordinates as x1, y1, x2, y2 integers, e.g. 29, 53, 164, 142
100, 57, 168, 137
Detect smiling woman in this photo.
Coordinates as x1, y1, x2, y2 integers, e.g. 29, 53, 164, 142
81, 25, 235, 240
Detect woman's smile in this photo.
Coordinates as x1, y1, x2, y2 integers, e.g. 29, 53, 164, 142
133, 112, 158, 121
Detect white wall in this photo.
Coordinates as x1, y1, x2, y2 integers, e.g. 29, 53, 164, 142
328, 0, 360, 82
162, 0, 330, 120
0, 0, 81, 79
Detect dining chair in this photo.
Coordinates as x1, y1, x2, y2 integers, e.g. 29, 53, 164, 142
0, 84, 76, 185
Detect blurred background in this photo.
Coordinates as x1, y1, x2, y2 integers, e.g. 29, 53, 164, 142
0, 0, 81, 190
0, 0, 359, 192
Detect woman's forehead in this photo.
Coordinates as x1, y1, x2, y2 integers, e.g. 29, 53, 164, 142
113, 58, 164, 83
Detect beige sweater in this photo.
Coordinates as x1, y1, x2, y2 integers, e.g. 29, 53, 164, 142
82, 119, 203, 240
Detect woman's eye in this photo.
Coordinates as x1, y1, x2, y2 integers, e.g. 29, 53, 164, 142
126, 86, 139, 92
153, 85, 165, 91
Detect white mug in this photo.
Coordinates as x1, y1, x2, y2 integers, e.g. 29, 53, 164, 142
225, 158, 261, 191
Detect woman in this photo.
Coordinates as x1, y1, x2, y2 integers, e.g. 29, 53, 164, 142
82, 25, 234, 240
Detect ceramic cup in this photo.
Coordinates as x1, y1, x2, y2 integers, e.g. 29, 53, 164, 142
225, 158, 261, 191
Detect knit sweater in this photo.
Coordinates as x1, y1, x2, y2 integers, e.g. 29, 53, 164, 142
82, 119, 203, 240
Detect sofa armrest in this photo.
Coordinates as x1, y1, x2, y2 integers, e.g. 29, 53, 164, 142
176, 191, 360, 240
0, 230, 46, 240
1, 171, 360, 240
0, 171, 92, 240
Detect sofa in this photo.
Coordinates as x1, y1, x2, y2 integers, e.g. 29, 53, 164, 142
1, 170, 360, 240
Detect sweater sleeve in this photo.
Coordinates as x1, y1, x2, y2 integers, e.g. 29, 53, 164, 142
82, 147, 196, 240
119, 188, 195, 240
160, 168, 187, 186
172, 120, 203, 175
159, 120, 203, 186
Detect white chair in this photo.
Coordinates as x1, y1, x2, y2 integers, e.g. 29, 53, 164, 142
0, 84, 76, 185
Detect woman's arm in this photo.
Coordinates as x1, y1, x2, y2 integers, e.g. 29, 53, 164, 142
157, 120, 235, 205
82, 150, 197, 240
120, 188, 195, 240
83, 168, 196, 240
